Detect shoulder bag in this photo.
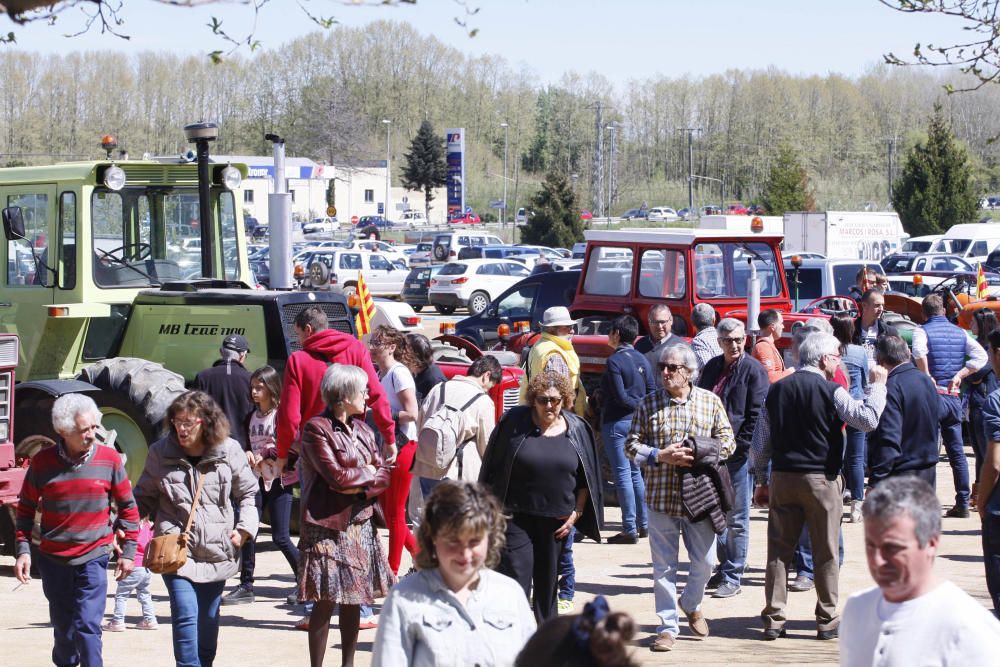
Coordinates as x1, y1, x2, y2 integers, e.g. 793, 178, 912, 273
145, 472, 206, 575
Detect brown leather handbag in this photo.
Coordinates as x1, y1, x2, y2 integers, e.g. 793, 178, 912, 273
145, 473, 206, 575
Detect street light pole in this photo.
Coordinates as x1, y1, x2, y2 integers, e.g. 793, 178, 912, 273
500, 122, 509, 227
382, 119, 391, 222
605, 123, 616, 226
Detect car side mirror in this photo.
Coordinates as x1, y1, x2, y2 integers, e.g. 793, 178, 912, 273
2, 207, 25, 241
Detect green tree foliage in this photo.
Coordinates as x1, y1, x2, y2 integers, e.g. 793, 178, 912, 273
892, 105, 978, 236
520, 172, 583, 249
400, 120, 447, 222
761, 144, 815, 215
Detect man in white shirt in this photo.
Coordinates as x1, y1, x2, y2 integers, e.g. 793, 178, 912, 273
840, 477, 1000, 666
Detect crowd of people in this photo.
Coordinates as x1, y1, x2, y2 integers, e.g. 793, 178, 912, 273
12, 298, 1000, 666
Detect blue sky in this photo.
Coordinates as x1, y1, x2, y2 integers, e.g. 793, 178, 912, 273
5, 0, 971, 84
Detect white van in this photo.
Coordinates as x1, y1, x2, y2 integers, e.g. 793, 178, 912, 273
929, 224, 1000, 264
399, 210, 427, 227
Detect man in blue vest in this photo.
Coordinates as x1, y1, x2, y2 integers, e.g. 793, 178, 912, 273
911, 294, 988, 518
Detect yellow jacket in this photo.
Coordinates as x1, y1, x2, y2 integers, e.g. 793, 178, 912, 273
519, 332, 587, 416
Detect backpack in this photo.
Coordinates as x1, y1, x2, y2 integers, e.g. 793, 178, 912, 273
412, 383, 489, 480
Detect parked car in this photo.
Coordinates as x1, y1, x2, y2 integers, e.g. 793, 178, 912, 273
332, 239, 407, 263
784, 257, 886, 311
398, 210, 428, 227
700, 205, 722, 216
302, 249, 409, 296
747, 204, 768, 215
428, 259, 532, 314
358, 215, 391, 229
580, 210, 593, 221
571, 242, 587, 259
402, 265, 444, 312
515, 207, 529, 225
302, 217, 339, 234
677, 208, 694, 221
407, 242, 434, 267
647, 207, 679, 222
880, 252, 974, 275
455, 270, 582, 348
727, 203, 749, 215
448, 211, 481, 225
431, 231, 504, 262
457, 245, 537, 262
621, 208, 647, 220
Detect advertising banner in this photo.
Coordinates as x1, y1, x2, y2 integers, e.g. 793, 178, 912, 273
446, 128, 465, 217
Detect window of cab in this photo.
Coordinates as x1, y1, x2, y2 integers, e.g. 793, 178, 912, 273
693, 241, 781, 299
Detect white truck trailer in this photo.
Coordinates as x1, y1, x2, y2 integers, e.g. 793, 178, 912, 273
782, 211, 907, 261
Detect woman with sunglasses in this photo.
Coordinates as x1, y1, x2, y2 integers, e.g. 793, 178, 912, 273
134, 390, 259, 667
479, 371, 603, 622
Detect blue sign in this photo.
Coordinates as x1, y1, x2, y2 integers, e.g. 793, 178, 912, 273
446, 128, 465, 216
377, 202, 384, 215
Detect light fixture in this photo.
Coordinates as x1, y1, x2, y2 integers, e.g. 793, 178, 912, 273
103, 165, 126, 191
221, 164, 241, 190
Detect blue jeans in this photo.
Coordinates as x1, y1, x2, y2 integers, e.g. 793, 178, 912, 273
112, 566, 155, 624
795, 527, 844, 580
939, 393, 971, 507
648, 510, 717, 637
38, 552, 109, 667
163, 575, 226, 667
984, 486, 1000, 616
602, 417, 647, 535
241, 479, 299, 584
717, 456, 751, 587
842, 427, 866, 501
558, 526, 575, 600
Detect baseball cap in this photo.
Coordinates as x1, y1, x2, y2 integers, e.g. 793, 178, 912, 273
222, 334, 250, 353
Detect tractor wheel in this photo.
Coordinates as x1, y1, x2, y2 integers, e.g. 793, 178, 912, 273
77, 358, 186, 482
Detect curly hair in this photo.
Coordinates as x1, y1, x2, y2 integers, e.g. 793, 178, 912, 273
406, 332, 435, 374
525, 370, 574, 409
369, 325, 418, 370
166, 390, 231, 448
414, 481, 507, 571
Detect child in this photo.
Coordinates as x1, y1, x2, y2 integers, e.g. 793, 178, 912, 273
223, 365, 300, 606
103, 518, 157, 631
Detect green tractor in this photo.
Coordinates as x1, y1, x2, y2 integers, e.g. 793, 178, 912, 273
0, 128, 356, 485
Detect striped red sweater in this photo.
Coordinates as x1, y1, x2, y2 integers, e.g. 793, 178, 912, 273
16, 442, 139, 564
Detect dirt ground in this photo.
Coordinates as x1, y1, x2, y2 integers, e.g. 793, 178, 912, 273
0, 456, 992, 667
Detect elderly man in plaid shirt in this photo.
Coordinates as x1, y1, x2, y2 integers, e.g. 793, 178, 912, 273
626, 341, 735, 652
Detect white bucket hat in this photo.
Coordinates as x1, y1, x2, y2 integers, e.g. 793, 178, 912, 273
541, 306, 579, 328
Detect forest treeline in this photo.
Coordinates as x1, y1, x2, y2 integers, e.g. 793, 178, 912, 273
2, 19, 1000, 216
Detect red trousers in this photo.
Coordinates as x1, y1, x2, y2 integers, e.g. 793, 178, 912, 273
378, 440, 419, 574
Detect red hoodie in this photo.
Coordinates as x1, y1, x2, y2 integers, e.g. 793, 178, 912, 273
276, 328, 396, 458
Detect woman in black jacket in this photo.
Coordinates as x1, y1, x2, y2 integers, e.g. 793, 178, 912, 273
480, 371, 603, 622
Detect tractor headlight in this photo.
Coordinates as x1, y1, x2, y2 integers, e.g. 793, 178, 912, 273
221, 164, 241, 190
103, 165, 126, 191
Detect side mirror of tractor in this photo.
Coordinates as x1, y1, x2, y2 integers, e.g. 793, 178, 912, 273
2, 207, 25, 241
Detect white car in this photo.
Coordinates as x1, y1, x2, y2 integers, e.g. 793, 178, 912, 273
331, 239, 407, 264
407, 242, 434, 267
647, 207, 679, 222
428, 259, 532, 315
303, 249, 409, 297
302, 217, 339, 234
398, 210, 428, 227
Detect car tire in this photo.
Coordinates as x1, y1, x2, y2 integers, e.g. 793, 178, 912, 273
435, 304, 457, 315
468, 291, 490, 315
433, 244, 448, 261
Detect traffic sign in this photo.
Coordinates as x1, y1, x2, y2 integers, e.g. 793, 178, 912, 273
351, 215, 359, 226
326, 205, 337, 217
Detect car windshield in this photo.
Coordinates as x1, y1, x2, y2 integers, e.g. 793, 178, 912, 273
932, 238, 972, 254
90, 187, 240, 288
439, 263, 467, 276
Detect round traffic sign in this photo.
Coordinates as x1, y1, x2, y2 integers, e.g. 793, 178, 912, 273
351, 215, 359, 226
326, 205, 337, 217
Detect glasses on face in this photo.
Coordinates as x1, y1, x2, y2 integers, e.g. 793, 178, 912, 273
719, 336, 745, 345
825, 352, 842, 362
658, 362, 687, 374
650, 319, 670, 326
171, 418, 202, 431
534, 395, 562, 406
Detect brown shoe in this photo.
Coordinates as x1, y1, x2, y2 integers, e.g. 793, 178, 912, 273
651, 631, 676, 652
685, 609, 709, 637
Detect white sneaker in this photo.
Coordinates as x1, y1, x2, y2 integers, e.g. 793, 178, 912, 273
849, 499, 863, 523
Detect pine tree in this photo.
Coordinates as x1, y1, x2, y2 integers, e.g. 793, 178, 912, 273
760, 144, 814, 215
519, 172, 584, 249
400, 120, 447, 222
893, 104, 978, 236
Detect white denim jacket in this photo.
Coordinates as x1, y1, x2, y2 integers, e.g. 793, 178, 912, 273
372, 568, 536, 667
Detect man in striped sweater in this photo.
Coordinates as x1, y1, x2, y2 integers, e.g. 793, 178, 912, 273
14, 393, 139, 667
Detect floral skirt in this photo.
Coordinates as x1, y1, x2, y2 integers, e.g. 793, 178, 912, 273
297, 519, 395, 605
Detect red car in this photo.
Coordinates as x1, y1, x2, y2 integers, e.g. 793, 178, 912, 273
580, 210, 593, 220
727, 204, 749, 215
448, 211, 481, 225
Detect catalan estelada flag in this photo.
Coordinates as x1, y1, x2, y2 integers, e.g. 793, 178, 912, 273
354, 271, 376, 337
978, 263, 989, 301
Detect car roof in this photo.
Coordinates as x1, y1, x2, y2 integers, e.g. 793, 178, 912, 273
790, 258, 886, 270
443, 258, 526, 266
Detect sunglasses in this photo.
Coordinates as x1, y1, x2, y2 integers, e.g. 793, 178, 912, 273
719, 336, 745, 345
658, 362, 687, 373
534, 396, 563, 406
